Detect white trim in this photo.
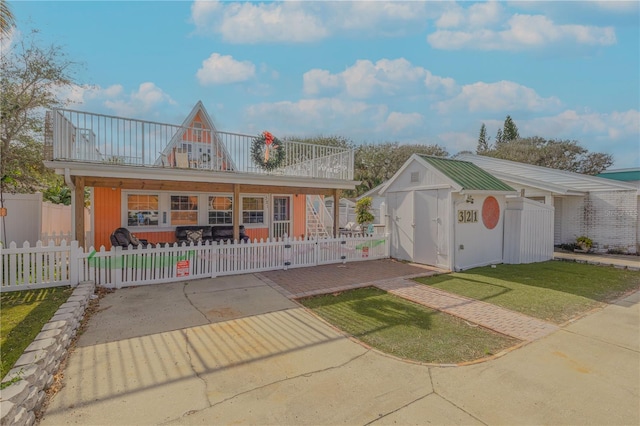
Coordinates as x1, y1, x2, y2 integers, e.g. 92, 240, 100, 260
46, 161, 358, 190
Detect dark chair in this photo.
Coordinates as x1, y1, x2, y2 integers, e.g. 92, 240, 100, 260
110, 227, 150, 249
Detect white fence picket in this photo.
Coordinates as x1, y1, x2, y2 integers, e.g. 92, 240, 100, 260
1, 234, 389, 291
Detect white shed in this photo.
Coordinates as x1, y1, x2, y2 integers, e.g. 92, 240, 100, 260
458, 155, 639, 254
380, 155, 520, 271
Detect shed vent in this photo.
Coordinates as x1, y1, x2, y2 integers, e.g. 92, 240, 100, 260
410, 172, 419, 183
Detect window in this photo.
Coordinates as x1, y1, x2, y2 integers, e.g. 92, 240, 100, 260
171, 195, 198, 225
242, 196, 265, 224
209, 196, 233, 224
193, 122, 202, 142
127, 194, 159, 227
273, 196, 290, 221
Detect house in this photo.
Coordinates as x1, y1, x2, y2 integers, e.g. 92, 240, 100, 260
379, 155, 552, 271
43, 102, 357, 249
457, 155, 639, 254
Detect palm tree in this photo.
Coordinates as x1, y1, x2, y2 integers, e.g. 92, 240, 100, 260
1, 0, 15, 39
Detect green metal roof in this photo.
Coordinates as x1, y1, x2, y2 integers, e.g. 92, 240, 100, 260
596, 169, 640, 182
418, 155, 515, 192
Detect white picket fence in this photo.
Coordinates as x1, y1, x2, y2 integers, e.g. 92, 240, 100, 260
0, 235, 390, 292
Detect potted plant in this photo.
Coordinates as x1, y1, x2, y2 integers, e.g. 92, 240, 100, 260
355, 197, 375, 231
575, 236, 593, 252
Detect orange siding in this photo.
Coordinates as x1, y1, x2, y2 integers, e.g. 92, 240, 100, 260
292, 194, 307, 239
245, 227, 269, 242
134, 231, 176, 245
94, 188, 122, 249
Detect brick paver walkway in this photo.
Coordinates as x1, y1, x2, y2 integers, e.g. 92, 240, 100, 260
257, 259, 439, 298
258, 259, 559, 342
375, 279, 559, 341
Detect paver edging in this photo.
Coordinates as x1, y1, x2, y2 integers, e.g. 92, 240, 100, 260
0, 281, 95, 426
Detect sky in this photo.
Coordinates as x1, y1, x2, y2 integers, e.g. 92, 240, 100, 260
9, 0, 640, 169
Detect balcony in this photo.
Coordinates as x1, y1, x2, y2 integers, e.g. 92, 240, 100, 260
44, 109, 354, 181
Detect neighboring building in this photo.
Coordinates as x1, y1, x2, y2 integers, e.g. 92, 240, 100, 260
43, 102, 357, 249
380, 155, 551, 271
458, 154, 639, 254
597, 168, 640, 187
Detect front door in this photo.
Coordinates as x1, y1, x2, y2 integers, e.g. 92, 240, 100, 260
414, 190, 438, 265
272, 196, 291, 239
389, 191, 414, 261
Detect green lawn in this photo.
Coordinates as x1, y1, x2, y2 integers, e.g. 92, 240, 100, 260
300, 287, 519, 364
1, 287, 73, 380
414, 261, 640, 324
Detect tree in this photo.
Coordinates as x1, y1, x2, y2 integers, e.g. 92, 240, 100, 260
485, 137, 613, 175
0, 0, 15, 38
354, 142, 448, 195
355, 196, 375, 226
476, 123, 490, 153
0, 30, 77, 194
502, 115, 519, 142
495, 128, 504, 147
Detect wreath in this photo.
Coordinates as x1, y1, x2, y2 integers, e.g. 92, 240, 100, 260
251, 131, 285, 171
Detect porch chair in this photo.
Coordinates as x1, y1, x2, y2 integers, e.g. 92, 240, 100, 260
110, 227, 150, 249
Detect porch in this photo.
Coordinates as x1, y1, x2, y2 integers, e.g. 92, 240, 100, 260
44, 108, 354, 181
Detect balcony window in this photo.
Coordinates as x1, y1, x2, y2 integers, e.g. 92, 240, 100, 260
209, 196, 233, 225
171, 195, 198, 225
242, 196, 265, 225
127, 194, 159, 227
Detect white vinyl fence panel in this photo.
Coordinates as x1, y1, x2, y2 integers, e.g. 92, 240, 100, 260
2, 235, 390, 291
504, 198, 554, 264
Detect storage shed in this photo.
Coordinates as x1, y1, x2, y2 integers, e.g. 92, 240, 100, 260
380, 155, 521, 271
458, 155, 639, 254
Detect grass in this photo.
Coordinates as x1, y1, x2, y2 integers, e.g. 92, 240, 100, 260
414, 261, 640, 324
1, 287, 73, 379
300, 287, 519, 364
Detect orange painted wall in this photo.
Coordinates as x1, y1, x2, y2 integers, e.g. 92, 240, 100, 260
245, 227, 269, 242
93, 187, 122, 249
292, 194, 307, 239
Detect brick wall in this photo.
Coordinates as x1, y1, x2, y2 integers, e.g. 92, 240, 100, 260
583, 190, 638, 253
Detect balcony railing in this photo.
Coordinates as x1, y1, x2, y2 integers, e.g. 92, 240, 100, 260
44, 109, 354, 180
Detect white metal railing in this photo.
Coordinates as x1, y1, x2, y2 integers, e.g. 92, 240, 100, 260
1, 235, 390, 291
46, 109, 354, 180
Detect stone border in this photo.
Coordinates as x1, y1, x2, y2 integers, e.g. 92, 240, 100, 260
0, 281, 95, 426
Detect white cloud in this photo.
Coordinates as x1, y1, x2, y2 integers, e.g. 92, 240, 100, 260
196, 53, 256, 85
436, 1, 503, 29
437, 132, 478, 154
245, 98, 392, 136
303, 58, 456, 99
523, 109, 640, 141
428, 12, 616, 50
436, 80, 561, 113
381, 112, 424, 134
103, 82, 175, 116
192, 1, 328, 43
191, 1, 435, 43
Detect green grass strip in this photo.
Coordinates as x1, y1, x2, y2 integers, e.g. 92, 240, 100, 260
300, 287, 519, 364
1, 287, 73, 379
415, 261, 640, 324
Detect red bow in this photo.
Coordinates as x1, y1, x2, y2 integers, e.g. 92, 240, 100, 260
263, 131, 274, 147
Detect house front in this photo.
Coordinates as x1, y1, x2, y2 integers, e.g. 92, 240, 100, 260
458, 155, 639, 254
43, 102, 357, 250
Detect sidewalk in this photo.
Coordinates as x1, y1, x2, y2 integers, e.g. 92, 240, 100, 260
554, 250, 640, 270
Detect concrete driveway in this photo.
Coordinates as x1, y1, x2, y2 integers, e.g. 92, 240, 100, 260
41, 273, 639, 425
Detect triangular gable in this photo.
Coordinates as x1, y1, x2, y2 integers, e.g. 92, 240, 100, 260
380, 154, 516, 195
156, 101, 236, 170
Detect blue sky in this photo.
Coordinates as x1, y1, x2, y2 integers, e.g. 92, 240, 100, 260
10, 0, 640, 169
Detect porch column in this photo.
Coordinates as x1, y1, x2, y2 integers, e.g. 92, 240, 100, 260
333, 189, 341, 237
233, 184, 241, 241
74, 176, 85, 249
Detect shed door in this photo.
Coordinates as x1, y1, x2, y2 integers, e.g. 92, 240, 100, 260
414, 190, 439, 265
389, 191, 414, 261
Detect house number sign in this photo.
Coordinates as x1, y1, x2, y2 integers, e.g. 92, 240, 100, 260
457, 210, 478, 223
